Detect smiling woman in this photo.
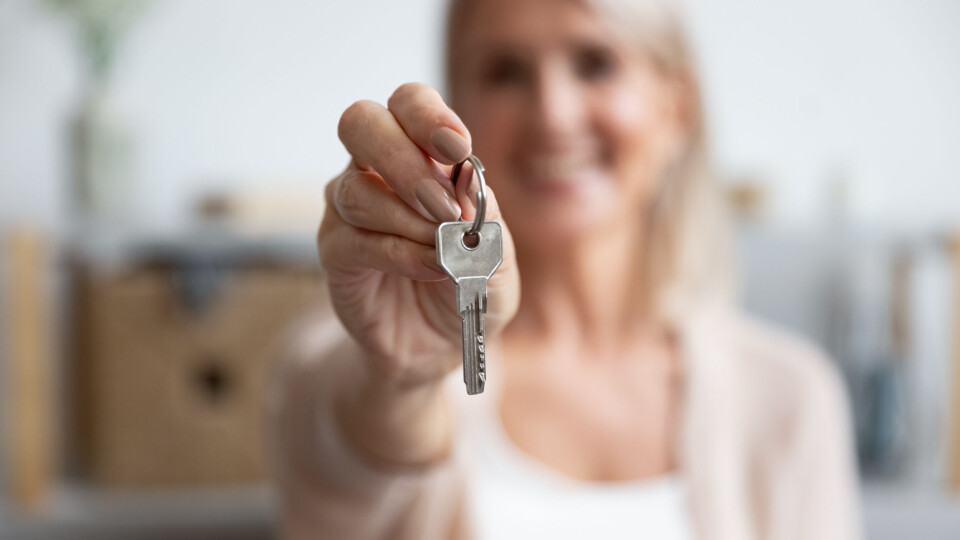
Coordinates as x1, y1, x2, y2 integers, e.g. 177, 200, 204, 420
269, 0, 861, 539
445, 0, 728, 321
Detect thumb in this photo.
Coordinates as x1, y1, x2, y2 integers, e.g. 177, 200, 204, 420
477, 186, 519, 332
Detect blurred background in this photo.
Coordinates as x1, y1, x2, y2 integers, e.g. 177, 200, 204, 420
0, 0, 958, 538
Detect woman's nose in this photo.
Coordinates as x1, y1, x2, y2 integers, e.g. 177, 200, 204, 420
529, 63, 586, 139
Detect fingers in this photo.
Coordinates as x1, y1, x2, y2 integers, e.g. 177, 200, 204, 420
480, 187, 520, 330
330, 169, 436, 246
336, 231, 444, 282
387, 83, 472, 165
318, 208, 445, 282
339, 100, 461, 223
320, 170, 445, 282
329, 82, 481, 284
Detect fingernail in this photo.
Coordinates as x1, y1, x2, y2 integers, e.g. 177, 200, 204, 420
415, 178, 461, 222
432, 127, 471, 163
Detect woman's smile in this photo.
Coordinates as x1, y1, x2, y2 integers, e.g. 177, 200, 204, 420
518, 147, 607, 193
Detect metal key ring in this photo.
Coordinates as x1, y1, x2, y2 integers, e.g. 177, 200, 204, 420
450, 154, 487, 235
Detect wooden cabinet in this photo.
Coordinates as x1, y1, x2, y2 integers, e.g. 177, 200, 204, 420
74, 262, 323, 487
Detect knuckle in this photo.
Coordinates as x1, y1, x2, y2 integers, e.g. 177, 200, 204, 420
333, 171, 366, 220
324, 176, 339, 206
381, 234, 405, 264
409, 101, 442, 125
338, 99, 381, 141
388, 82, 432, 109
315, 208, 348, 270
383, 235, 420, 276
315, 226, 336, 270
318, 180, 342, 245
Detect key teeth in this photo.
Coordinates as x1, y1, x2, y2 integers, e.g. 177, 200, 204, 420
467, 373, 485, 395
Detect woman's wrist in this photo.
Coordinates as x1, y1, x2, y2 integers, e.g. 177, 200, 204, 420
330, 345, 453, 469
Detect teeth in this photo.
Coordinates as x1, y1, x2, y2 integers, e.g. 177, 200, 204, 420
525, 152, 594, 182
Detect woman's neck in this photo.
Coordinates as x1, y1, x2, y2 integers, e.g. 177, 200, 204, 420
507, 221, 655, 356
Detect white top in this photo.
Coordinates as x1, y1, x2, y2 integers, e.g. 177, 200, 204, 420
273, 307, 862, 540
459, 383, 694, 540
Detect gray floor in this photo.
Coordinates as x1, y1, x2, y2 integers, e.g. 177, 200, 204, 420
863, 485, 960, 540
2, 482, 959, 539
0, 484, 275, 540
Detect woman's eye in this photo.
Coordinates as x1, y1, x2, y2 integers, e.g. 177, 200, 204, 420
483, 56, 529, 88
575, 47, 617, 82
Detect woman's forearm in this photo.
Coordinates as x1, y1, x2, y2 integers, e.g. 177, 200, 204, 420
328, 340, 454, 469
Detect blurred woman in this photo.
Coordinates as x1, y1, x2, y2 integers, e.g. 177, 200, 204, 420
269, 0, 861, 538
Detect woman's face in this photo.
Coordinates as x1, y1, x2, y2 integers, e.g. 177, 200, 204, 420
451, 0, 689, 247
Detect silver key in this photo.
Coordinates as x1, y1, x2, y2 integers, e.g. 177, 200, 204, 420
436, 220, 503, 395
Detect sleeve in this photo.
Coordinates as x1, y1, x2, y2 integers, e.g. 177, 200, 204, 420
266, 309, 469, 540
793, 358, 863, 540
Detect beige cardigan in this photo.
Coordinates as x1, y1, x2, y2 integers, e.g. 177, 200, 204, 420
268, 304, 862, 540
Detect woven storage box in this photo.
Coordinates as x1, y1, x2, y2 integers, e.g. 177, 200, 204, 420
75, 263, 323, 487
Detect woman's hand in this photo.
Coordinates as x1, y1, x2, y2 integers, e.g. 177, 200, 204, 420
318, 82, 519, 422
318, 83, 519, 465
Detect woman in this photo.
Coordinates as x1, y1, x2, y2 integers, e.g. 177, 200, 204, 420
269, 0, 861, 538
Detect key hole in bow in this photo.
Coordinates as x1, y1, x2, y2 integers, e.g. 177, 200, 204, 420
461, 232, 481, 250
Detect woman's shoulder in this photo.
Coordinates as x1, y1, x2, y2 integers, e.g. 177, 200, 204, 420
726, 311, 840, 391
697, 310, 862, 538
706, 309, 852, 446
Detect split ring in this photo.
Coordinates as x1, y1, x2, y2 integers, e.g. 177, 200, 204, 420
450, 154, 487, 235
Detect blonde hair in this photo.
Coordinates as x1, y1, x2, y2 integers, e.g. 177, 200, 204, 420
444, 0, 734, 324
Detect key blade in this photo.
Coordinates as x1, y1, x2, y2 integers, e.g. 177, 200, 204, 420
473, 302, 486, 394
456, 277, 487, 315
436, 220, 500, 396
436, 221, 503, 282
462, 302, 486, 395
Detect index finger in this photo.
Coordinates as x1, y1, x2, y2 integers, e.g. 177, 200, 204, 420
338, 100, 460, 223
387, 83, 472, 166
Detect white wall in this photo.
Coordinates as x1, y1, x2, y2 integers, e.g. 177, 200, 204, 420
0, 0, 447, 232
686, 0, 960, 228
1, 0, 958, 233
